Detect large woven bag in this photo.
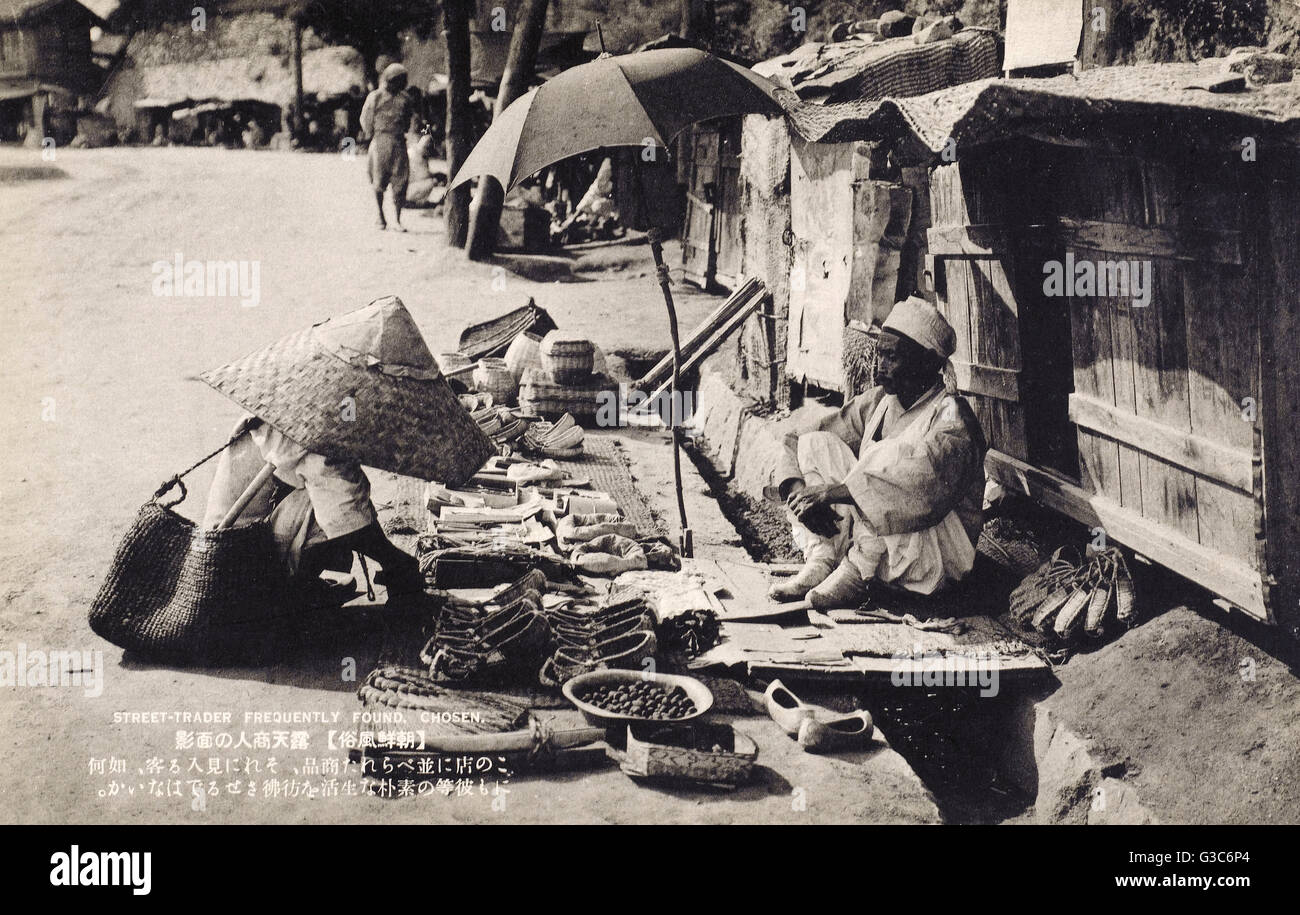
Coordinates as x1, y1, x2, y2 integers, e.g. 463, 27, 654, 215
88, 436, 293, 665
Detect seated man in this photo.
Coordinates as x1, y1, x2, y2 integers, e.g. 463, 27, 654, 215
770, 297, 987, 608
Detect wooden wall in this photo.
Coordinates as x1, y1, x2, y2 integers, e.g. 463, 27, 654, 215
929, 139, 1276, 621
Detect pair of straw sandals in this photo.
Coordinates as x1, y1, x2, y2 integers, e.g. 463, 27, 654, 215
1010, 546, 1136, 642
764, 680, 875, 753
521, 412, 584, 459
420, 574, 553, 681
539, 596, 657, 687
419, 571, 656, 686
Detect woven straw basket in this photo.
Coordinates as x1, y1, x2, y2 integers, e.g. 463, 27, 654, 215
518, 367, 608, 421
89, 473, 293, 664
504, 331, 544, 381
539, 331, 596, 385
474, 357, 519, 404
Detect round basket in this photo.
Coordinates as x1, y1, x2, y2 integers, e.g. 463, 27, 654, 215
540, 331, 595, 385
473, 357, 518, 404
504, 331, 544, 381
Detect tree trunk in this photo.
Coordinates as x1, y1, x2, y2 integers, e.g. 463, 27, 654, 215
680, 0, 714, 47
290, 17, 305, 145
444, 0, 473, 248
466, 0, 550, 260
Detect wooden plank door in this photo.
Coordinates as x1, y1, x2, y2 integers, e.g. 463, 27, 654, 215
927, 161, 1029, 461
713, 118, 744, 290
682, 126, 719, 288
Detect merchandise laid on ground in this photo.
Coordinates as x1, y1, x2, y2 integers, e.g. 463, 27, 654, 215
340, 302, 1068, 795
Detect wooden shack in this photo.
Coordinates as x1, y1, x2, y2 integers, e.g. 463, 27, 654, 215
841, 63, 1300, 634
692, 27, 1001, 402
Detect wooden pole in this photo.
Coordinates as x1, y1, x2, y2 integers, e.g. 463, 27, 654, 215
444, 0, 473, 248
217, 462, 275, 529
647, 226, 692, 558
467, 0, 550, 260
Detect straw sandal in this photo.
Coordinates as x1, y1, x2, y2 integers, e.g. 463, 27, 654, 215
538, 629, 657, 687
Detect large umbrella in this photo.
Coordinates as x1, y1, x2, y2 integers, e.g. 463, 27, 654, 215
450, 47, 784, 556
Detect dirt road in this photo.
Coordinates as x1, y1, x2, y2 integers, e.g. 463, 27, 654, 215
0, 146, 943, 824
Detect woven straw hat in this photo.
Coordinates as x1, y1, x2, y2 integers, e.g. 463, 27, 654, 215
201, 296, 494, 485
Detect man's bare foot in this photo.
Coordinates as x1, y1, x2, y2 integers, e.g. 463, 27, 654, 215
375, 218, 387, 230
392, 222, 407, 233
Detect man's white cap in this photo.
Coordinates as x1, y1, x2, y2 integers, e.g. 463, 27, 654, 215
881, 296, 957, 359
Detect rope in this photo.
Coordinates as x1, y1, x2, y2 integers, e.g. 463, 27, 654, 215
152, 417, 257, 505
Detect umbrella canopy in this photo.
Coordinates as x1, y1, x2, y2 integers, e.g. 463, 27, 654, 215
449, 47, 784, 191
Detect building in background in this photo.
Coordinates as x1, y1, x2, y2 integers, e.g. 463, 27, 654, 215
0, 0, 105, 144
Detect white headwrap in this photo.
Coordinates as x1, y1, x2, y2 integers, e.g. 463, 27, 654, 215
881, 296, 957, 359
881, 296, 958, 393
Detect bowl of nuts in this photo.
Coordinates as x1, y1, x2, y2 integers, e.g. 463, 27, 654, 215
562, 670, 714, 726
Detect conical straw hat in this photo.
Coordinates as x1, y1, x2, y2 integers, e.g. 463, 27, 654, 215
200, 296, 494, 485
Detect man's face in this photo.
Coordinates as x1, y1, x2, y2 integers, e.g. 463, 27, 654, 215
873, 330, 922, 394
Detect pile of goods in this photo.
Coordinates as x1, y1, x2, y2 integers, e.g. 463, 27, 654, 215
443, 300, 613, 429
1010, 546, 1136, 644
519, 330, 612, 423
414, 569, 660, 688
421, 450, 672, 578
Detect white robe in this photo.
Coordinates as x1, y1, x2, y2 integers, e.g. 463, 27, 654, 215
786, 384, 983, 594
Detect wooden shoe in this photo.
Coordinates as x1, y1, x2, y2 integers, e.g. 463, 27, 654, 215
796, 711, 874, 753
764, 679, 817, 735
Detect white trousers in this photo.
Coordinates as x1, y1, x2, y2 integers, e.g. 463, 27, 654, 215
202, 435, 327, 577
790, 431, 975, 595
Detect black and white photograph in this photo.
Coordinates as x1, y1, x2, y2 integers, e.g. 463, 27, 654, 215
1, 0, 1296, 885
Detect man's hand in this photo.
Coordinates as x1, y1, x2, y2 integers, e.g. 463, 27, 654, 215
788, 482, 850, 517
787, 482, 850, 538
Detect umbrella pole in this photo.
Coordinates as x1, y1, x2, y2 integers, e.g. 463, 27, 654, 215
645, 226, 692, 558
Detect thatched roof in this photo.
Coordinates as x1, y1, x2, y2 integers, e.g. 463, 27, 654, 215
133, 45, 363, 106
781, 60, 1300, 150
754, 27, 1001, 105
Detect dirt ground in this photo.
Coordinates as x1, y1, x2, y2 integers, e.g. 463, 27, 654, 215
0, 145, 939, 824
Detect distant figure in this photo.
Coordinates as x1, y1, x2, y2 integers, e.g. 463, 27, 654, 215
242, 119, 266, 149
405, 134, 444, 207
360, 63, 414, 231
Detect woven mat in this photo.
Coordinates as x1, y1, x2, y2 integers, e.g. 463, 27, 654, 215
557, 434, 665, 538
